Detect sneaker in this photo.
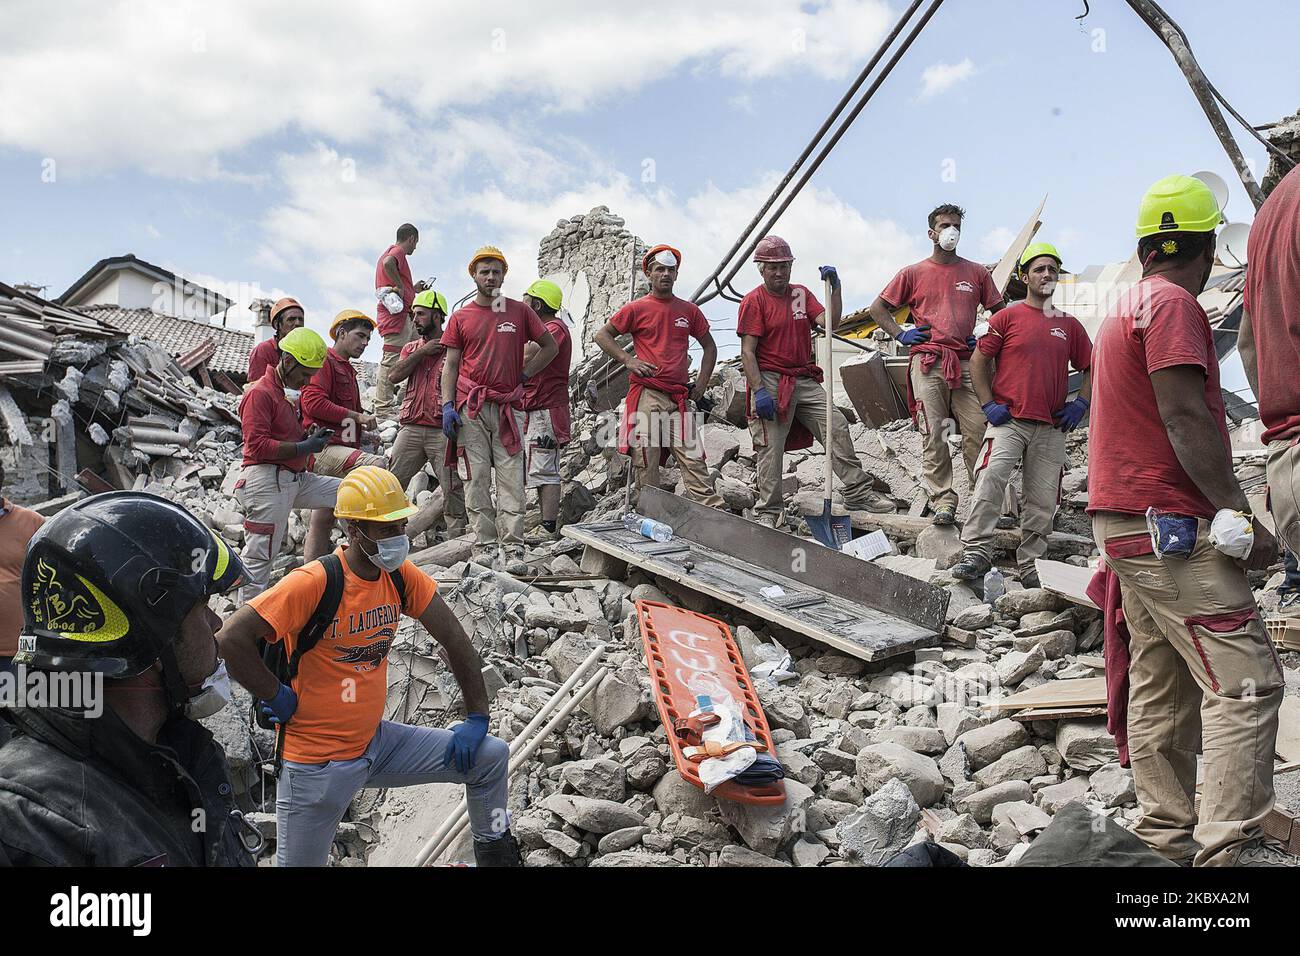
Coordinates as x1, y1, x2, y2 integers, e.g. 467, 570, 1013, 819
996, 514, 1017, 530
1236, 837, 1300, 867
473, 830, 523, 867
1279, 590, 1300, 616
950, 552, 991, 581
932, 505, 957, 527
845, 491, 896, 514
523, 526, 559, 546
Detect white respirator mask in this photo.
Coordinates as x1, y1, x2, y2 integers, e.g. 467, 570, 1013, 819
937, 226, 960, 252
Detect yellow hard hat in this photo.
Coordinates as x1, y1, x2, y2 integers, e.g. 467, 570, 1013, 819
468, 245, 508, 275
329, 309, 376, 340
334, 465, 418, 522
278, 327, 327, 368
524, 279, 563, 312
1135, 174, 1223, 238
1019, 241, 1062, 270
412, 289, 449, 315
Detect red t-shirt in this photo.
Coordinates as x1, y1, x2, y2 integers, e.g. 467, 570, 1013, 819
374, 244, 415, 337
609, 294, 710, 386
979, 302, 1092, 424
736, 283, 824, 370
523, 317, 572, 412
300, 348, 362, 448
397, 338, 446, 427
880, 257, 1002, 346
441, 298, 548, 394
1244, 165, 1300, 443
247, 337, 280, 383
239, 366, 309, 471
1087, 275, 1229, 519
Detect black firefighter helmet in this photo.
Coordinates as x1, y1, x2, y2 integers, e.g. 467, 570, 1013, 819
18, 492, 247, 710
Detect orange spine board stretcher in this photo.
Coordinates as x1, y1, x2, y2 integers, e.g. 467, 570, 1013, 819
636, 599, 785, 806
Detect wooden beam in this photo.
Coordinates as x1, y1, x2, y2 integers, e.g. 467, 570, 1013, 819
986, 677, 1107, 715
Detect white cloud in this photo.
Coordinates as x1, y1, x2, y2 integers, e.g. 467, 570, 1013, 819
0, 0, 892, 177
977, 226, 1016, 260
918, 58, 976, 100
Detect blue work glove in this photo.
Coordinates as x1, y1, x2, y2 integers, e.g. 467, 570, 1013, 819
1053, 396, 1090, 432
259, 683, 298, 727
442, 401, 460, 439
297, 429, 331, 456
818, 265, 840, 290
443, 712, 490, 774
982, 401, 1012, 427
896, 325, 931, 347
754, 386, 778, 421
966, 334, 978, 350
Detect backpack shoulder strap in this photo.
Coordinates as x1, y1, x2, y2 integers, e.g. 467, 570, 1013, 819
286, 554, 345, 683
388, 565, 407, 614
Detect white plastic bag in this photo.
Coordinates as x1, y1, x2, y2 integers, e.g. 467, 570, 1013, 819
1209, 509, 1254, 560
376, 286, 405, 315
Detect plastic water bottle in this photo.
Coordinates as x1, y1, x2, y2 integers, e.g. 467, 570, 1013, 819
623, 511, 673, 543
983, 568, 1006, 606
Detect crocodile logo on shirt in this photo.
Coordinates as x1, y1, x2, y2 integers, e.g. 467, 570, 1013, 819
334, 627, 396, 671
954, 280, 976, 294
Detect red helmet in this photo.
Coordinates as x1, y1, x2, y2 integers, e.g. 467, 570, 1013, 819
753, 235, 794, 263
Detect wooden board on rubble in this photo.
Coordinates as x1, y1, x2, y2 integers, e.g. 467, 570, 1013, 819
564, 489, 948, 663
1276, 696, 1300, 763
1012, 705, 1107, 723
986, 677, 1107, 715
1034, 558, 1099, 610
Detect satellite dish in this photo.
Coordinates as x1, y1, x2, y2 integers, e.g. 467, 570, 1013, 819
1219, 221, 1251, 268
1191, 170, 1230, 216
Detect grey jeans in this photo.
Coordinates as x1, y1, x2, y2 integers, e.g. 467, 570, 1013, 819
275, 719, 510, 867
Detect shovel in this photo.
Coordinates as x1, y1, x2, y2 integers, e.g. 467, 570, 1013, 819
804, 275, 853, 549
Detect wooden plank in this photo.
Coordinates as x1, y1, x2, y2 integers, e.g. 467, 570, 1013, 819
1034, 558, 1099, 610
562, 521, 937, 663
990, 195, 1047, 294
1277, 697, 1300, 763
638, 486, 948, 633
839, 350, 906, 427
1012, 705, 1107, 723
986, 676, 1107, 714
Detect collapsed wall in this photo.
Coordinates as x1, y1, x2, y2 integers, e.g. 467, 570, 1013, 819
1264, 108, 1300, 197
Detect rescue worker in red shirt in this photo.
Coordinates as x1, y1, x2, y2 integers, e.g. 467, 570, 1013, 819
869, 204, 1005, 526
594, 244, 723, 509
373, 224, 429, 418
440, 246, 558, 565
235, 328, 339, 600
247, 297, 305, 384
1237, 164, 1300, 613
951, 242, 1092, 587
738, 236, 894, 527
1089, 175, 1280, 867
520, 280, 574, 543
301, 310, 387, 561
388, 289, 467, 539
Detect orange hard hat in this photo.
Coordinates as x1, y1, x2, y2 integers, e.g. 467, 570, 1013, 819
642, 243, 682, 274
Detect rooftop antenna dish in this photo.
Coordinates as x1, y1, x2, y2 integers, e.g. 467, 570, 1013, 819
1191, 170, 1230, 216
1218, 221, 1250, 268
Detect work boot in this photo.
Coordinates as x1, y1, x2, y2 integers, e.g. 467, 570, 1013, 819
950, 552, 992, 582
845, 491, 896, 514
523, 525, 559, 546
996, 514, 1017, 530
473, 830, 523, 867
1279, 590, 1300, 616
932, 505, 956, 527
1236, 837, 1300, 867
753, 512, 783, 530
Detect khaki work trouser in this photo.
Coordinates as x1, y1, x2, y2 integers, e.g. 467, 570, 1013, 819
962, 419, 1063, 571
457, 402, 527, 547
910, 359, 986, 510
388, 423, 467, 537
748, 371, 876, 520
1267, 439, 1300, 555
311, 444, 386, 478
1093, 511, 1283, 866
235, 464, 341, 601
373, 319, 414, 415
627, 387, 722, 508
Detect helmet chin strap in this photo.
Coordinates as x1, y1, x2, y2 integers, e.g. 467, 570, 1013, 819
156, 644, 193, 716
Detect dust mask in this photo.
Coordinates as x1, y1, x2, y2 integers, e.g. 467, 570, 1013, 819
937, 226, 960, 252
185, 658, 233, 720
361, 530, 410, 572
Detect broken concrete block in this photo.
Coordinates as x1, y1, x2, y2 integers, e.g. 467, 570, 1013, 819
1089, 762, 1136, 808
868, 726, 947, 756
995, 587, 1069, 618
839, 777, 920, 865
938, 742, 971, 785
544, 793, 645, 834
995, 645, 1044, 687
561, 758, 627, 802
937, 702, 987, 744
915, 524, 964, 569
952, 604, 996, 631
991, 799, 1052, 836
597, 826, 650, 854
652, 770, 717, 818
524, 602, 590, 631
715, 474, 755, 512
972, 744, 1048, 789
955, 780, 1033, 825
855, 743, 945, 807
589, 667, 650, 736
955, 718, 1030, 770
1056, 718, 1119, 772
1036, 775, 1091, 814
716, 844, 791, 867
716, 779, 815, 856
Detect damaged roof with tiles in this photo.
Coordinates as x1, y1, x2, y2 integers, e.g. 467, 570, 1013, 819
83, 305, 255, 376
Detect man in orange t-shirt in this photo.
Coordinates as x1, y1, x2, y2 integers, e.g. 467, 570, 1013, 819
218, 466, 519, 867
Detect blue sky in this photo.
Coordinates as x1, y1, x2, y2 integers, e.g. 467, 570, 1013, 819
2, 0, 1295, 363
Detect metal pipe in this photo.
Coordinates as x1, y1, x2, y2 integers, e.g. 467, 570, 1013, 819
416, 664, 610, 866
413, 644, 606, 865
